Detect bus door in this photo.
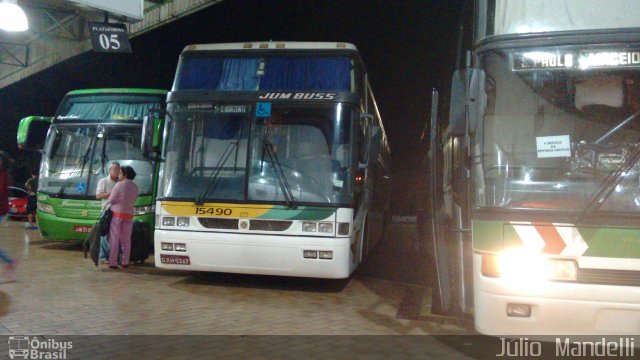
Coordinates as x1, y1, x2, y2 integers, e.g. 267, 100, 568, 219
431, 65, 484, 317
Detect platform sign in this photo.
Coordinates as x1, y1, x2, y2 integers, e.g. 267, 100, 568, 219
88, 22, 132, 53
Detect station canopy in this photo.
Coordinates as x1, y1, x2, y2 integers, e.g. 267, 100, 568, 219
0, 0, 224, 89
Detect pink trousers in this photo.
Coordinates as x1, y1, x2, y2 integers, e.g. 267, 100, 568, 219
109, 217, 133, 266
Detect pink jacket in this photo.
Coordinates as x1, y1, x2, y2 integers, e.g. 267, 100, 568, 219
107, 179, 139, 215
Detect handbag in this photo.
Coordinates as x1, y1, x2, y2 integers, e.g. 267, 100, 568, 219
99, 205, 113, 236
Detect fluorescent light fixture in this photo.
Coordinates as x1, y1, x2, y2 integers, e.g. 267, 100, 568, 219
0, 0, 29, 32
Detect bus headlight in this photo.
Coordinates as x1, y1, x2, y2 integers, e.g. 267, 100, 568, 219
302, 222, 317, 232
162, 217, 175, 226
177, 217, 190, 227
133, 205, 155, 215
482, 250, 578, 282
318, 223, 333, 233
37, 203, 55, 215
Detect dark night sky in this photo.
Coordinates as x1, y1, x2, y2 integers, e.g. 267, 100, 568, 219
0, 0, 464, 176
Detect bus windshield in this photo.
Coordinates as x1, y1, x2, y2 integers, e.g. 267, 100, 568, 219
478, 46, 640, 214
56, 94, 163, 121
40, 124, 155, 197
161, 102, 355, 205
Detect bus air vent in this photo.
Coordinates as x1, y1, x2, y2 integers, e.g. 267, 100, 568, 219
249, 220, 292, 231
198, 218, 239, 230
577, 268, 640, 287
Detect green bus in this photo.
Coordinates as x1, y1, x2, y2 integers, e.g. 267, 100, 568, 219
17, 88, 166, 241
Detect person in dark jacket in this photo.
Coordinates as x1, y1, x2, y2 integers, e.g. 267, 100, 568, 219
25, 168, 38, 230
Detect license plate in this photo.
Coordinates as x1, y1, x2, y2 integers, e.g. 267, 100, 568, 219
160, 254, 191, 265
9, 208, 16, 213
73, 225, 92, 233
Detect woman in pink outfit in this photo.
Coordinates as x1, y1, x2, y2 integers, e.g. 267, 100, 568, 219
107, 166, 139, 269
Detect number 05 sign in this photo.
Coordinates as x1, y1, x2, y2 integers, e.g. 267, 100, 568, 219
88, 22, 132, 53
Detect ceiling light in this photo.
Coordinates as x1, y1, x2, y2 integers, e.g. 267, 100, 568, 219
0, 0, 29, 32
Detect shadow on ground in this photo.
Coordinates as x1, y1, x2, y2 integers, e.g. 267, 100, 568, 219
170, 272, 350, 294
355, 223, 430, 286
40, 241, 84, 251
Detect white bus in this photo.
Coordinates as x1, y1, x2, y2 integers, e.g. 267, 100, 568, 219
143, 42, 390, 278
424, 0, 640, 335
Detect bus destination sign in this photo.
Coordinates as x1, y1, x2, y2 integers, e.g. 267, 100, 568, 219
186, 104, 248, 113
512, 49, 640, 71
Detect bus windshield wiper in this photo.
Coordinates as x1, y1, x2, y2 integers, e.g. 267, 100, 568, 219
594, 109, 640, 145
57, 130, 98, 197
575, 110, 640, 222
262, 139, 297, 209
194, 140, 239, 206
100, 128, 108, 176
576, 146, 640, 223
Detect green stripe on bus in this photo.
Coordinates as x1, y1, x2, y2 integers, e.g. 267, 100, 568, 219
473, 220, 505, 252
579, 227, 640, 259
473, 219, 640, 259
258, 206, 337, 221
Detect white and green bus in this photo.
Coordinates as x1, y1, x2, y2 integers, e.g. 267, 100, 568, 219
142, 42, 390, 278
425, 0, 640, 335
18, 88, 167, 242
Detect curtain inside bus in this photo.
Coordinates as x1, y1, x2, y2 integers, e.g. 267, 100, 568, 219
260, 57, 351, 91
174, 56, 351, 92
60, 102, 162, 121
216, 58, 261, 91
173, 57, 223, 90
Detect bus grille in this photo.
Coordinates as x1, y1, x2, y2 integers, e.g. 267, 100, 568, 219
196, 218, 293, 231
53, 208, 101, 219
198, 218, 239, 230
250, 220, 292, 231
577, 268, 640, 287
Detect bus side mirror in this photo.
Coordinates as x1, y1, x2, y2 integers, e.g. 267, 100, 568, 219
359, 113, 373, 169
448, 70, 467, 136
141, 109, 165, 161
17, 116, 52, 152
467, 68, 486, 136
448, 68, 486, 137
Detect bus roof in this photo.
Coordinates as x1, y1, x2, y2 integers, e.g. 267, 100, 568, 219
65, 88, 168, 96
182, 42, 358, 52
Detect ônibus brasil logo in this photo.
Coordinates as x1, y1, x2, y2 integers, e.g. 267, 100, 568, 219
7, 336, 72, 359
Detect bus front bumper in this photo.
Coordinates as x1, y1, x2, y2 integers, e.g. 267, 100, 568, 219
154, 229, 353, 278
37, 211, 154, 241
473, 254, 640, 335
